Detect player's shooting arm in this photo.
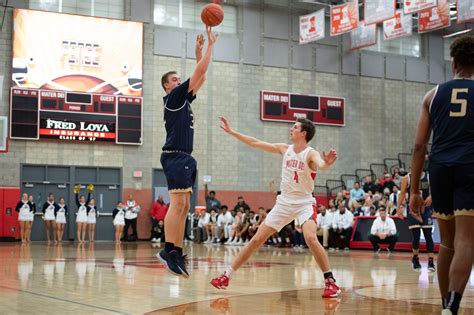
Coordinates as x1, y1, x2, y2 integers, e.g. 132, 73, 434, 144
195, 34, 204, 63
410, 89, 434, 195
219, 116, 288, 154
189, 27, 217, 96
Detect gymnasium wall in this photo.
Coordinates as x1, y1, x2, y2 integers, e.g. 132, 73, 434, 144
0, 1, 472, 211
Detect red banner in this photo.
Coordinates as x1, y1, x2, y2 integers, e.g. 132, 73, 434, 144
403, 0, 437, 14
330, 0, 359, 36
383, 10, 413, 40
418, 0, 451, 33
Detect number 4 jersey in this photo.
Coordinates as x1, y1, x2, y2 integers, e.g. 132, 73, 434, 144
429, 79, 474, 166
280, 145, 317, 205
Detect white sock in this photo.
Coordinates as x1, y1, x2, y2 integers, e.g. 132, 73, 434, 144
225, 266, 234, 278
277, 237, 282, 242
285, 237, 290, 243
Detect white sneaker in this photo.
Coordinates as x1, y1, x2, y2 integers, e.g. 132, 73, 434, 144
151, 238, 157, 242
157, 238, 161, 243
236, 239, 243, 245
225, 238, 233, 245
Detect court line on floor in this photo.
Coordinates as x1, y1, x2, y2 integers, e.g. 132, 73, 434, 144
0, 285, 125, 314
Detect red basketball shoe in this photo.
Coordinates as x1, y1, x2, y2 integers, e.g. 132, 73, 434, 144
210, 273, 230, 289
321, 280, 341, 298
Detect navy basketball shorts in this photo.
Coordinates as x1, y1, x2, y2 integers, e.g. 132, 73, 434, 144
160, 151, 197, 193
407, 207, 433, 229
429, 161, 474, 220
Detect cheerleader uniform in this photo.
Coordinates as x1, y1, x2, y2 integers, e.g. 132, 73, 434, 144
16, 200, 32, 222
55, 204, 68, 224
27, 202, 36, 222
87, 206, 97, 224
75, 193, 90, 223
113, 207, 125, 226
42, 201, 57, 221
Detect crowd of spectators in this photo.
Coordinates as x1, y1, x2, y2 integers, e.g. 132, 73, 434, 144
152, 168, 407, 252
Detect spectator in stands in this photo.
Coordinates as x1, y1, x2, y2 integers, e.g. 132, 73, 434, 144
389, 185, 400, 207
386, 200, 396, 216
329, 203, 354, 251
334, 192, 346, 208
213, 205, 233, 243
392, 171, 403, 188
316, 205, 332, 248
204, 208, 218, 243
351, 201, 364, 217
369, 206, 398, 254
233, 196, 250, 212
205, 184, 221, 211
363, 175, 377, 194
248, 208, 265, 239
151, 196, 168, 242
362, 198, 376, 216
382, 173, 396, 193
226, 209, 243, 245
350, 182, 365, 204
192, 210, 210, 243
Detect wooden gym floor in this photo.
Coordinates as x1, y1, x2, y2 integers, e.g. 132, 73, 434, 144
0, 242, 472, 314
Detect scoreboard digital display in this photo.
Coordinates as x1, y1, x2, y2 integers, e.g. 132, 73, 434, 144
10, 87, 142, 145
260, 91, 345, 126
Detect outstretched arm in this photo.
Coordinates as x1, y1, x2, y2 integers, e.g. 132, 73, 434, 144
219, 116, 288, 155
308, 149, 337, 171
396, 175, 408, 217
188, 26, 218, 96
195, 34, 204, 63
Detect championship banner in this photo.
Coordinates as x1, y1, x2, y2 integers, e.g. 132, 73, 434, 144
457, 0, 474, 23
403, 0, 437, 14
299, 9, 325, 44
330, 0, 359, 36
383, 10, 413, 40
350, 21, 378, 50
418, 0, 451, 33
12, 9, 143, 96
364, 0, 396, 25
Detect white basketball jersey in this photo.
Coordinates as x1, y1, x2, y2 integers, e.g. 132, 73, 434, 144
279, 145, 317, 204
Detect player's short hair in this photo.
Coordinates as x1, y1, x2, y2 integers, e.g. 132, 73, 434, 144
161, 71, 177, 91
221, 205, 228, 210
450, 35, 474, 70
297, 118, 316, 142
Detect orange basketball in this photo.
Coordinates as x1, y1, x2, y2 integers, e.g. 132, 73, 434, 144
201, 3, 224, 27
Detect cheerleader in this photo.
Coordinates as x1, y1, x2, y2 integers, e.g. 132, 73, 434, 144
42, 193, 58, 244
16, 193, 32, 243
26, 195, 36, 243
112, 201, 125, 243
55, 197, 68, 243
75, 184, 91, 243
86, 199, 97, 242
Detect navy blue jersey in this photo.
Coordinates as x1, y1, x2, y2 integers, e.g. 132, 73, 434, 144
162, 79, 196, 154
430, 79, 474, 166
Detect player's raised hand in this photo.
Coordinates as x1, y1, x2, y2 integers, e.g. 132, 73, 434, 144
206, 25, 218, 46
409, 193, 424, 223
219, 116, 232, 134
196, 34, 205, 51
322, 149, 337, 166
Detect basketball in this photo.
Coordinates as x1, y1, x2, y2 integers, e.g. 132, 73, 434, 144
201, 3, 224, 27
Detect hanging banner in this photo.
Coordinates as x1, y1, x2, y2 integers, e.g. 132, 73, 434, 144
403, 0, 437, 15
418, 0, 451, 33
364, 0, 396, 25
351, 21, 378, 50
383, 10, 413, 40
330, 0, 359, 36
457, 0, 474, 23
299, 9, 325, 44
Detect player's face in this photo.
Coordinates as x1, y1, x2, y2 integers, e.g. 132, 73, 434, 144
290, 122, 305, 142
165, 74, 181, 92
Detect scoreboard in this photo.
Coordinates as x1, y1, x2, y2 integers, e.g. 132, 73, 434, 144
260, 90, 345, 126
10, 87, 142, 145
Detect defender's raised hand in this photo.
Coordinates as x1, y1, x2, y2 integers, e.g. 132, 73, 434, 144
322, 149, 337, 166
